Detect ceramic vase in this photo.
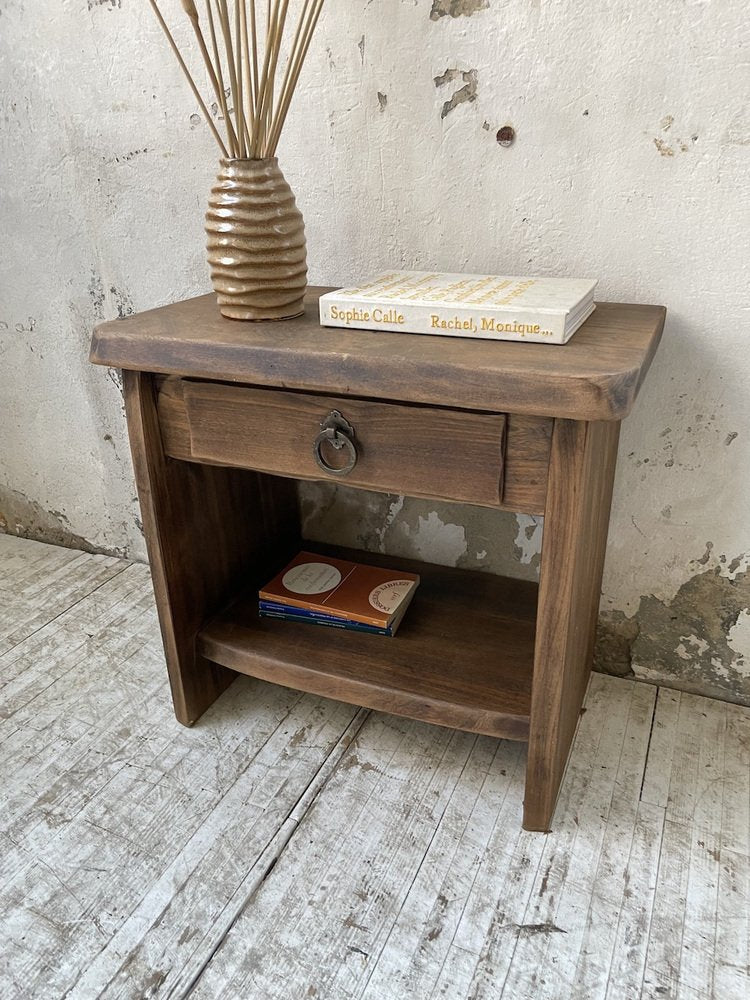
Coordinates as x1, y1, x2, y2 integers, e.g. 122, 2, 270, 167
206, 157, 307, 321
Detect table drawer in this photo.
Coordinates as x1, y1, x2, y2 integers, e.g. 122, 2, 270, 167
159, 378, 507, 508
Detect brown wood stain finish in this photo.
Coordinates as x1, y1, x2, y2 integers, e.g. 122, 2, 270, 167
200, 547, 537, 742
92, 289, 666, 420
156, 376, 553, 515
122, 371, 300, 725
181, 379, 507, 507
96, 291, 664, 830
524, 419, 621, 830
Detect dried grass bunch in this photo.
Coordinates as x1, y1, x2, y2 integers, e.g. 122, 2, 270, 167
147, 1, 325, 159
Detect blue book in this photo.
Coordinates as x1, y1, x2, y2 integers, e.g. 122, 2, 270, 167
260, 599, 361, 623
259, 607, 393, 636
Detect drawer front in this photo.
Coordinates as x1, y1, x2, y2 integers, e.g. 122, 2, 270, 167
162, 379, 506, 508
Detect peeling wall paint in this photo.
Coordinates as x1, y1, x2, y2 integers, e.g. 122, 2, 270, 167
430, 1, 489, 21
300, 484, 541, 584
0, 485, 128, 557
434, 68, 478, 119
597, 554, 750, 706
1, 1, 749, 704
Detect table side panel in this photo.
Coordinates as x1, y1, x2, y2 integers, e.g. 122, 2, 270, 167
122, 371, 301, 726
524, 417, 621, 830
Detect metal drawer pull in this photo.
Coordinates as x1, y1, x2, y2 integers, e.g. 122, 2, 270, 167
313, 410, 358, 476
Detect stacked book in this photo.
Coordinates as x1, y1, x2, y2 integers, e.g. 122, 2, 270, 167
319, 270, 598, 345
259, 552, 420, 637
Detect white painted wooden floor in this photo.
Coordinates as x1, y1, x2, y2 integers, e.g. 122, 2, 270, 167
1, 534, 748, 1000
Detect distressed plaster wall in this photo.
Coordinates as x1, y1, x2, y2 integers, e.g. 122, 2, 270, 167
1, 1, 749, 702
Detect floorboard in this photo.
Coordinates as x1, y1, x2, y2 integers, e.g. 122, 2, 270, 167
0, 536, 748, 1000
0, 534, 127, 658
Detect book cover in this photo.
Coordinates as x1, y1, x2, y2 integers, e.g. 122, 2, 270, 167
259, 551, 420, 629
319, 271, 598, 345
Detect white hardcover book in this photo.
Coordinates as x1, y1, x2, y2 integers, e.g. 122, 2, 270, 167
319, 271, 598, 345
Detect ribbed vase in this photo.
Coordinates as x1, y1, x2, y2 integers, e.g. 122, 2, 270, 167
206, 158, 307, 321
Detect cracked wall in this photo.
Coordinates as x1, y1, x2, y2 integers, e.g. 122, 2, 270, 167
2, 1, 749, 703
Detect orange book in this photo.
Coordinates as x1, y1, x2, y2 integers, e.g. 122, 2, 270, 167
259, 552, 420, 630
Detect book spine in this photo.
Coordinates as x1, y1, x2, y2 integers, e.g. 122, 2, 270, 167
258, 591, 390, 628
260, 600, 368, 625
319, 296, 568, 344
260, 610, 392, 636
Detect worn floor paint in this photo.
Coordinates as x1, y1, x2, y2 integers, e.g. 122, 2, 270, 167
1, 535, 748, 1000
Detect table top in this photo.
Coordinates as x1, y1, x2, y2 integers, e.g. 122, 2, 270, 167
90, 287, 666, 421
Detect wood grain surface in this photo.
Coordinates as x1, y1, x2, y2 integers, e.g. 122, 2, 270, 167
123, 370, 300, 725
183, 379, 506, 507
501, 412, 553, 513
91, 288, 666, 421
157, 377, 552, 514
100, 290, 664, 833
199, 545, 538, 741
524, 418, 621, 831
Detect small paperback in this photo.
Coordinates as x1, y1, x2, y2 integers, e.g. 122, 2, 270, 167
259, 551, 420, 637
319, 271, 598, 345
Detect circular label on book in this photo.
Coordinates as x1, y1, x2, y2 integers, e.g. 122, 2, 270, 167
369, 580, 413, 614
282, 562, 342, 595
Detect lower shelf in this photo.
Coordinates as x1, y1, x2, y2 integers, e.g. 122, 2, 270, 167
198, 548, 538, 741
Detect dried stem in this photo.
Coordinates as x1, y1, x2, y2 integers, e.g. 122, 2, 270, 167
267, 0, 324, 155
261, 0, 291, 153
147, 0, 325, 161
215, 0, 245, 156
148, 0, 228, 156
203, 1, 238, 155
251, 0, 280, 156
240, 0, 255, 140
233, 0, 247, 153
249, 1, 259, 118
183, 1, 240, 155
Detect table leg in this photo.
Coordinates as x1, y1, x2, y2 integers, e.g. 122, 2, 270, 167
523, 418, 620, 831
123, 371, 299, 725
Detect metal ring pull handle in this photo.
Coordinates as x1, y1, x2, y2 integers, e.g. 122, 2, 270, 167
313, 410, 358, 477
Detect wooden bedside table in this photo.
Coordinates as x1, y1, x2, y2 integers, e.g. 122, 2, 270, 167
91, 288, 665, 831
